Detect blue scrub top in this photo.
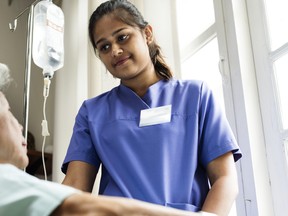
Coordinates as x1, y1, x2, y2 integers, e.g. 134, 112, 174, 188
62, 79, 242, 212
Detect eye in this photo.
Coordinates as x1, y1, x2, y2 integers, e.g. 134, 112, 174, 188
118, 34, 129, 42
99, 43, 110, 53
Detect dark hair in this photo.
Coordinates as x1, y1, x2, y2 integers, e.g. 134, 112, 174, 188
88, 0, 173, 80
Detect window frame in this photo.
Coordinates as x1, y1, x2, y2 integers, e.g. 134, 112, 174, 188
246, 0, 288, 215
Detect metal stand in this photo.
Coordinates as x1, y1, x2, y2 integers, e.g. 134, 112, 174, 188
22, 5, 34, 141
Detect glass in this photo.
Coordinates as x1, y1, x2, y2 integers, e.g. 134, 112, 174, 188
264, 0, 288, 50
176, 0, 215, 51
274, 54, 288, 130
285, 139, 288, 169
181, 38, 225, 111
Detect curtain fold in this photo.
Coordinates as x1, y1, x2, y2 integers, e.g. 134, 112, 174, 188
52, 0, 90, 183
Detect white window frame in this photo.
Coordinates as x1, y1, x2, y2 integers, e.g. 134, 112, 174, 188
218, 0, 280, 215
246, 0, 288, 215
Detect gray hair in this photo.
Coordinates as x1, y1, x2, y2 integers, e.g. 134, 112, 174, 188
0, 63, 12, 91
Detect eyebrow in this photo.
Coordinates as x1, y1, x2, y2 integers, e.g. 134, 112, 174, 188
95, 27, 127, 47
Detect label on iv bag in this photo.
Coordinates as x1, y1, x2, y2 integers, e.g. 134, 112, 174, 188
139, 105, 172, 127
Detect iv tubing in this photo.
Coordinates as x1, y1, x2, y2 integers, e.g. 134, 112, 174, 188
41, 77, 51, 181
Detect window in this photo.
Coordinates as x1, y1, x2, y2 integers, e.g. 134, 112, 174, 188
274, 55, 288, 130
176, 0, 215, 51
181, 38, 225, 110
176, 0, 225, 109
262, 0, 288, 174
264, 0, 288, 131
264, 0, 288, 51
247, 0, 288, 214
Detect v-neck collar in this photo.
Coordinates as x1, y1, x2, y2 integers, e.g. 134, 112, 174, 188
117, 79, 168, 108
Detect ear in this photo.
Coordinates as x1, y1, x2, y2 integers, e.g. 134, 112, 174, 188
144, 25, 153, 45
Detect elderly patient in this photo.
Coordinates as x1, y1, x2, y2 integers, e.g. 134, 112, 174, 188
0, 63, 210, 216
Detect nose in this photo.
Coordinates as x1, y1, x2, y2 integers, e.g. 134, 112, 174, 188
19, 123, 23, 131
111, 44, 123, 57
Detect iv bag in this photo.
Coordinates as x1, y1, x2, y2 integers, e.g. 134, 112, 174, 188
32, 0, 64, 78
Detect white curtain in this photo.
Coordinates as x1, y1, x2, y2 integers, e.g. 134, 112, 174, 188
52, 0, 100, 183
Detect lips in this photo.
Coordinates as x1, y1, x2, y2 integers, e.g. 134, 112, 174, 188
114, 56, 130, 67
22, 138, 27, 149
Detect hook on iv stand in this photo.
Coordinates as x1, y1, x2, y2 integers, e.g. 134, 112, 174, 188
9, 0, 41, 32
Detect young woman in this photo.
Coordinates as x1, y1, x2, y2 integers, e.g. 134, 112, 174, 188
62, 1, 242, 215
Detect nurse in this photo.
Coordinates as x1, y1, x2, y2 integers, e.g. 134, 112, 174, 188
62, 0, 242, 215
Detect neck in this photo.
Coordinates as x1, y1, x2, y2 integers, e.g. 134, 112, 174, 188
121, 61, 162, 97
122, 72, 161, 97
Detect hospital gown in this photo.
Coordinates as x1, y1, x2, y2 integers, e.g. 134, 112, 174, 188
0, 164, 78, 216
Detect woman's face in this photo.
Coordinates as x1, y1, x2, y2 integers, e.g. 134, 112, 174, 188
93, 14, 154, 84
0, 92, 28, 169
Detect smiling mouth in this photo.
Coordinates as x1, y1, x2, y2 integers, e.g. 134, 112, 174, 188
114, 56, 130, 67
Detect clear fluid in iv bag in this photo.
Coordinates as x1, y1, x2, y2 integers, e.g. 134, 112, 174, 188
32, 0, 64, 78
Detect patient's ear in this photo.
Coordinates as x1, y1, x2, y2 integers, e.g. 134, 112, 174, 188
0, 92, 8, 113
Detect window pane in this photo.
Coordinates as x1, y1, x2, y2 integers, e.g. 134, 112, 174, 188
274, 54, 288, 130
285, 139, 288, 167
264, 0, 288, 50
176, 0, 215, 51
181, 38, 225, 110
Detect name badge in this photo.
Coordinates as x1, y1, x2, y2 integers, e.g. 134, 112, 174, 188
139, 105, 172, 127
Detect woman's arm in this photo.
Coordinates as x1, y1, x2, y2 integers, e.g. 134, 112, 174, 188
60, 162, 217, 215
62, 160, 97, 192
52, 193, 205, 216
202, 152, 239, 216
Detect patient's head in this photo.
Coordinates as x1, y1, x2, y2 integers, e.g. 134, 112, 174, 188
0, 63, 28, 169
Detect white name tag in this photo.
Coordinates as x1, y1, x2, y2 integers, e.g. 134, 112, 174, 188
139, 105, 172, 127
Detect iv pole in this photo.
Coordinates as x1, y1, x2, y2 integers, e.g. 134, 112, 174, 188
9, 0, 40, 141
23, 5, 34, 141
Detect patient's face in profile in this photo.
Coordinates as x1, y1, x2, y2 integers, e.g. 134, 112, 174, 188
0, 92, 28, 169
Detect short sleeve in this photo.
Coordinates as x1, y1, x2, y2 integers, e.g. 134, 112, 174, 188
198, 82, 242, 167
62, 101, 101, 173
